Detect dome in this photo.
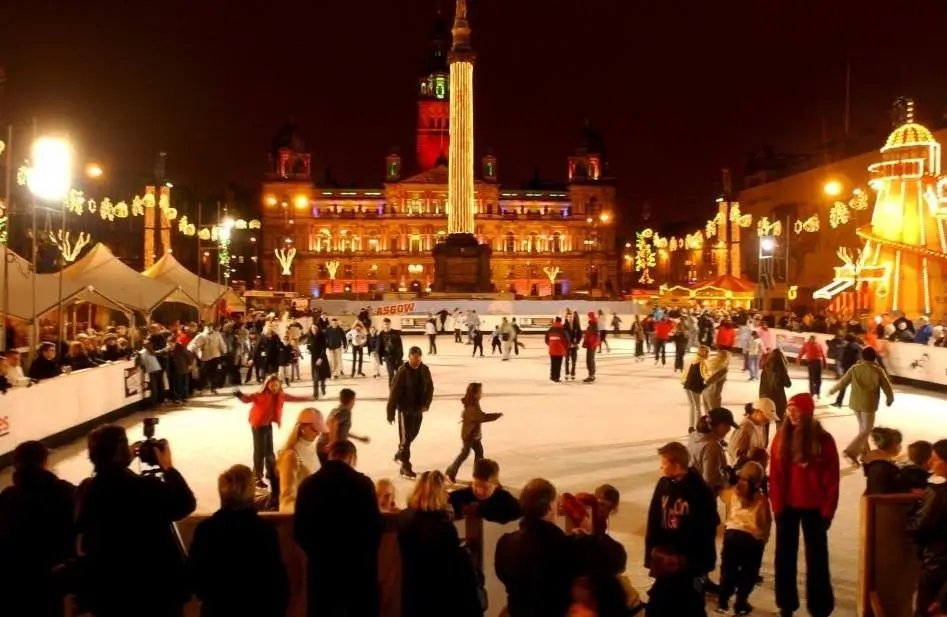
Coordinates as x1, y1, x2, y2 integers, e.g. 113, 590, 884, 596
272, 116, 306, 153
883, 122, 936, 151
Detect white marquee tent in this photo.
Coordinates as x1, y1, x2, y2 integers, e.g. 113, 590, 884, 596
64, 244, 201, 315
142, 252, 244, 311
0, 245, 131, 320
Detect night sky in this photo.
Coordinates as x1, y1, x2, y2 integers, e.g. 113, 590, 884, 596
3, 0, 947, 228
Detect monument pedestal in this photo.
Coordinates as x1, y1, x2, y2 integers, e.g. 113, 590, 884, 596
432, 233, 493, 293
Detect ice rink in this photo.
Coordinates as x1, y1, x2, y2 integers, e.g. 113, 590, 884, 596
6, 334, 947, 615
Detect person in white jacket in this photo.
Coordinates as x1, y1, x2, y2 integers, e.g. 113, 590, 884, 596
498, 317, 515, 361
424, 318, 438, 355
188, 324, 226, 394
346, 322, 368, 378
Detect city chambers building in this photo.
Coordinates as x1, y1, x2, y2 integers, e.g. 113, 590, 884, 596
259, 12, 618, 299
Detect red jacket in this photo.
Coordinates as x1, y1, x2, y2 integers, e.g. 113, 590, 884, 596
715, 325, 736, 348
545, 325, 568, 356
654, 319, 673, 341
799, 340, 825, 363
240, 390, 308, 428
769, 428, 840, 520
582, 323, 600, 350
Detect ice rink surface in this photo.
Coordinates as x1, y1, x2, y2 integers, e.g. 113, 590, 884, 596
6, 334, 947, 615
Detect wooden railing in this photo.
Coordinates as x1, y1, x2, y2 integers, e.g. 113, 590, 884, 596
859, 494, 923, 617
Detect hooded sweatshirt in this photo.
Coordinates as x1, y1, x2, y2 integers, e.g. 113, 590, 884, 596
644, 468, 719, 576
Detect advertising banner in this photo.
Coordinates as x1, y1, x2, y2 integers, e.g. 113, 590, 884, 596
124, 366, 142, 399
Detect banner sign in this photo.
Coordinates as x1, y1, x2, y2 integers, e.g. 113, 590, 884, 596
124, 366, 142, 399
373, 302, 416, 316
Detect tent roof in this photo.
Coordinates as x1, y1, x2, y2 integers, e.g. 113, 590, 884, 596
692, 274, 757, 295
0, 245, 133, 319
64, 243, 201, 313
142, 251, 232, 307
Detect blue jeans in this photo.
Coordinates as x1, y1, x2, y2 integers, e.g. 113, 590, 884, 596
748, 355, 760, 379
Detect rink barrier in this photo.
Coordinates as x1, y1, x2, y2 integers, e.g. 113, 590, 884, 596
174, 511, 518, 617
0, 359, 145, 467
859, 493, 922, 617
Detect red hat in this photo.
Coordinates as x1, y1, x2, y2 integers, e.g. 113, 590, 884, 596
787, 392, 815, 416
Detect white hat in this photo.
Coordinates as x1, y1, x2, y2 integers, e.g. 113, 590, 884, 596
752, 398, 777, 422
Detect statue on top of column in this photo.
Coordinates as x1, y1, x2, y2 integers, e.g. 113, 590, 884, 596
456, 0, 467, 20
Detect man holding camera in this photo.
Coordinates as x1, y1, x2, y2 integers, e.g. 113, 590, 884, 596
76, 423, 197, 617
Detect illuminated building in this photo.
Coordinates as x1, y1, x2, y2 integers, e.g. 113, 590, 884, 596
260, 8, 618, 299
814, 100, 947, 317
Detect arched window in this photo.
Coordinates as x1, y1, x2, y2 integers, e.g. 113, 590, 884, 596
551, 232, 562, 253
504, 232, 515, 253
529, 233, 538, 253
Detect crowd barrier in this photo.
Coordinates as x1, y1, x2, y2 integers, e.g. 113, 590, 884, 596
859, 494, 922, 617
772, 328, 947, 388
173, 511, 518, 617
0, 359, 143, 465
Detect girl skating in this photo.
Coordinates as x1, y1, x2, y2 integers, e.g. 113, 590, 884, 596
445, 382, 502, 483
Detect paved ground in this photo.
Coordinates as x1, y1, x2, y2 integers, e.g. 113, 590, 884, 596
5, 334, 946, 615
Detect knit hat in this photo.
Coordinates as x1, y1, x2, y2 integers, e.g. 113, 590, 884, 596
787, 392, 815, 416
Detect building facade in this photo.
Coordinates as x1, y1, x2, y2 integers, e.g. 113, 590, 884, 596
260, 12, 618, 299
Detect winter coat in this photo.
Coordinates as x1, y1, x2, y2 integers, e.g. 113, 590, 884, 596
448, 486, 521, 523
654, 319, 674, 341
239, 389, 308, 428
188, 508, 289, 617
909, 482, 947, 573
564, 317, 583, 346
324, 326, 346, 349
644, 468, 719, 576
715, 324, 736, 348
769, 426, 840, 520
681, 357, 706, 393
582, 321, 600, 350
0, 469, 76, 615
306, 331, 331, 381
545, 325, 568, 356
687, 431, 730, 491
862, 450, 909, 495
828, 360, 894, 414
759, 353, 792, 420
459, 401, 501, 442
397, 509, 484, 617
496, 517, 576, 617
346, 327, 368, 347
386, 362, 434, 420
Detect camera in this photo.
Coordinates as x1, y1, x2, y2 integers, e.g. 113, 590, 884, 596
134, 417, 168, 468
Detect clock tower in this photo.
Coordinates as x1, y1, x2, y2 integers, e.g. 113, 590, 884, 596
416, 10, 451, 172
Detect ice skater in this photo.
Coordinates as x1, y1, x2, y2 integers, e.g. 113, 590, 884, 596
386, 346, 434, 479
445, 382, 502, 483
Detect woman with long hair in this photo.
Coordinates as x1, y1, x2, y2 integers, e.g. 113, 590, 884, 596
759, 347, 792, 441
398, 471, 485, 617
445, 382, 503, 483
275, 408, 326, 512
236, 374, 313, 489
564, 310, 582, 380
769, 393, 839, 617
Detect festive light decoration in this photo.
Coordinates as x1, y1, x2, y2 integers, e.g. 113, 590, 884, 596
685, 231, 703, 250
634, 229, 655, 285
447, 58, 475, 235
787, 285, 798, 301
325, 260, 340, 280
407, 264, 424, 274
756, 217, 782, 237
275, 247, 297, 275
651, 233, 668, 249
794, 215, 820, 234
543, 265, 560, 284
829, 201, 850, 228
49, 229, 91, 262
705, 220, 717, 238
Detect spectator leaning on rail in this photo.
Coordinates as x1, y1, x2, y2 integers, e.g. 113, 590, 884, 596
908, 439, 947, 617
75, 424, 197, 617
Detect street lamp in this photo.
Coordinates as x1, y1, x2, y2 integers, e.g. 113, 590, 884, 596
85, 163, 104, 179
26, 136, 72, 359
823, 180, 843, 197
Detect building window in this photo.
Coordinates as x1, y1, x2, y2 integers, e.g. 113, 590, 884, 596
344, 264, 354, 278
389, 265, 399, 277
551, 232, 562, 253
504, 232, 515, 252
409, 235, 422, 253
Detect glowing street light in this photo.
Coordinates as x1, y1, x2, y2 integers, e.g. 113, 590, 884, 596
85, 163, 104, 179
27, 137, 72, 201
760, 236, 776, 252
823, 179, 843, 197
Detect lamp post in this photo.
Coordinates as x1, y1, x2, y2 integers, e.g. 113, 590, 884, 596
26, 135, 72, 358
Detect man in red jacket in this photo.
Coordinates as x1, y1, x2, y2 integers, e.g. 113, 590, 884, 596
545, 318, 568, 383
769, 392, 839, 617
653, 317, 674, 366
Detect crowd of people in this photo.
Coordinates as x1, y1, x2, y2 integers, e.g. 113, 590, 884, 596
2, 303, 947, 617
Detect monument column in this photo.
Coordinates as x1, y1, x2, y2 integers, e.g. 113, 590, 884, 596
447, 0, 475, 237
431, 0, 493, 294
